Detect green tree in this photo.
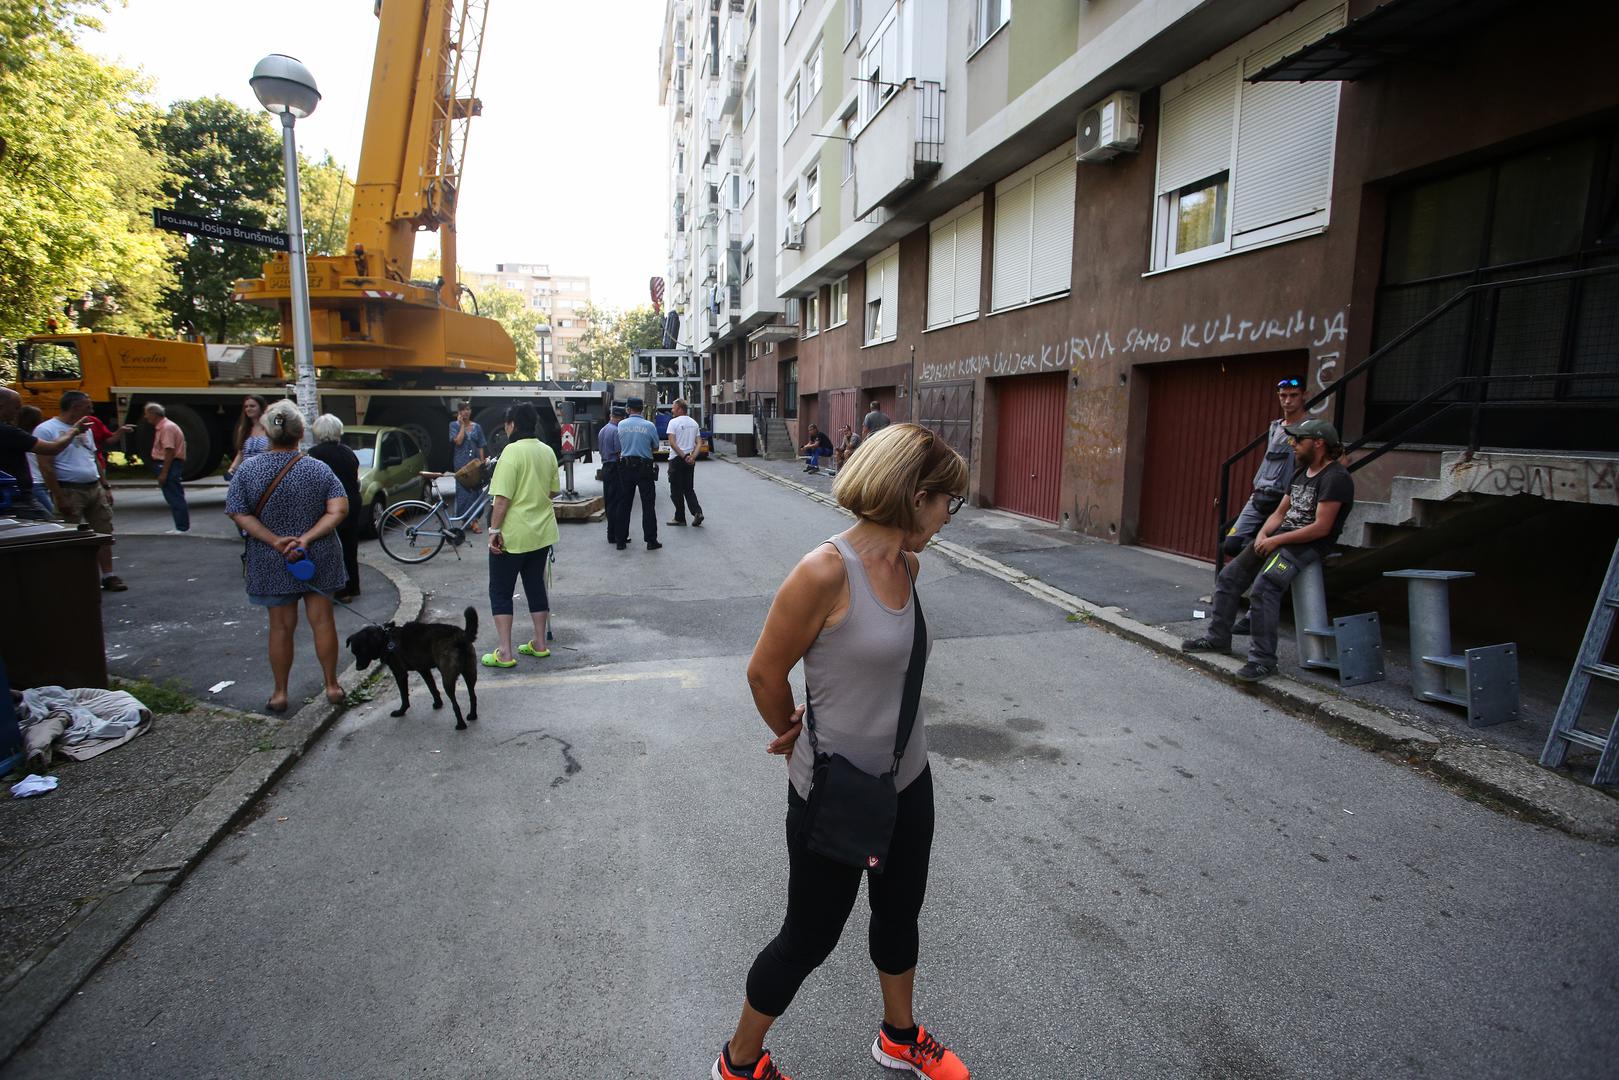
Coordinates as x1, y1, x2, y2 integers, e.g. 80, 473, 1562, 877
567, 303, 663, 382
0, 0, 174, 344
300, 152, 353, 257
155, 96, 283, 342
475, 284, 544, 380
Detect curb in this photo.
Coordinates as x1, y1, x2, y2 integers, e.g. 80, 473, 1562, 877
725, 456, 1619, 844
0, 547, 424, 1065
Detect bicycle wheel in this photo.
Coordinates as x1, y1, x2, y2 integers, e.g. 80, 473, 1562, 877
377, 501, 446, 564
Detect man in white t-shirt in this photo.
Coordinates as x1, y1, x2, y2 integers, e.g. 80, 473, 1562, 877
34, 391, 126, 590
664, 398, 704, 528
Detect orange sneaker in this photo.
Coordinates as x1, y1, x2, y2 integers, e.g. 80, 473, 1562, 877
712, 1046, 791, 1080
872, 1025, 969, 1079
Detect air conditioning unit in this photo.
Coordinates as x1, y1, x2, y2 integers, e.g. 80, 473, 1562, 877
782, 224, 804, 250
731, 378, 745, 394
1077, 90, 1141, 162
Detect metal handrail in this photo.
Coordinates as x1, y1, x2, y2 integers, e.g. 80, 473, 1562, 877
1214, 262, 1619, 567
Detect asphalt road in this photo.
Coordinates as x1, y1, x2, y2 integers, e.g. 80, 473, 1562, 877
8, 463, 1619, 1079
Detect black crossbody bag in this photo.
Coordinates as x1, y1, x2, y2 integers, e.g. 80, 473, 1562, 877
801, 564, 927, 873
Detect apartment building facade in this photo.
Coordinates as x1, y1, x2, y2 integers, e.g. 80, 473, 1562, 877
661, 0, 791, 422
461, 263, 592, 378
758, 0, 1619, 569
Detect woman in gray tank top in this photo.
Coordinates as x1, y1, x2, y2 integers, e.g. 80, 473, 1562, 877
712, 425, 971, 1080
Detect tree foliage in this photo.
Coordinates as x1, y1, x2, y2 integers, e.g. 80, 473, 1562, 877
154, 96, 283, 342
474, 284, 545, 381
300, 151, 354, 258
567, 303, 663, 382
0, 0, 173, 343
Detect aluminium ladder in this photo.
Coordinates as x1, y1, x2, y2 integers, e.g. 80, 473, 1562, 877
1540, 539, 1619, 785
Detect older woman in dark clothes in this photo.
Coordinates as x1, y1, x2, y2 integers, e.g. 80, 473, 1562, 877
308, 414, 363, 601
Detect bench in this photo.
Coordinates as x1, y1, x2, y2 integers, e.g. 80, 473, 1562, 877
1382, 570, 1519, 727
1292, 558, 1385, 687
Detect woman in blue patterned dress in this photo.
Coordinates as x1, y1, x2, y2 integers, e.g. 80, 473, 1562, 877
226, 401, 350, 714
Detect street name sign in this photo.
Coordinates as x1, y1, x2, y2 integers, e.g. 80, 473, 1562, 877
152, 209, 290, 251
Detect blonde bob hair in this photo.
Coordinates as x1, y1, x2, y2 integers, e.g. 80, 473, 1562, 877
832, 422, 967, 531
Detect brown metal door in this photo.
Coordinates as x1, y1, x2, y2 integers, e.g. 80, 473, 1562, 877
826, 388, 857, 441
1137, 353, 1303, 561
917, 382, 974, 465
993, 373, 1065, 522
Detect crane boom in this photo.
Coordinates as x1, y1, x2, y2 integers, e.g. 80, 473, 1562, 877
234, 0, 514, 375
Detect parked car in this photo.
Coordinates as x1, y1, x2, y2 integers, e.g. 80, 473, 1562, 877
341, 425, 429, 537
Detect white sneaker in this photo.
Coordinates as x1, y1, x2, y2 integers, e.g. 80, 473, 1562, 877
163, 528, 190, 534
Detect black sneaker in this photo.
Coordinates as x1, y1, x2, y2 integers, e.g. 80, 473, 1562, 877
1234, 662, 1276, 683
668, 519, 687, 526
693, 514, 704, 527
647, 541, 663, 550
616, 541, 627, 550
1231, 616, 1252, 636
1181, 636, 1232, 654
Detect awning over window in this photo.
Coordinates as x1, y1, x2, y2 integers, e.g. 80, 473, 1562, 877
1247, 0, 1521, 83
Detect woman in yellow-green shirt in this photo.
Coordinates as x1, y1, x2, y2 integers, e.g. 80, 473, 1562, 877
482, 402, 561, 667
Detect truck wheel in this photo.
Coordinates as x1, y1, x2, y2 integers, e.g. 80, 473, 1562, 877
163, 403, 217, 482
379, 407, 446, 471
474, 406, 509, 457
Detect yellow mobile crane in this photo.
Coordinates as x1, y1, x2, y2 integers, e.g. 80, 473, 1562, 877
12, 0, 608, 478
234, 0, 514, 374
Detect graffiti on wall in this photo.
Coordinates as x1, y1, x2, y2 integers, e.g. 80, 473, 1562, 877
919, 308, 1350, 405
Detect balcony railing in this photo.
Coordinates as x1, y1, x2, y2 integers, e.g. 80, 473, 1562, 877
851, 79, 944, 219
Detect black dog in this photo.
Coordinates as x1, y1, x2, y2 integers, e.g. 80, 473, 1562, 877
346, 607, 479, 730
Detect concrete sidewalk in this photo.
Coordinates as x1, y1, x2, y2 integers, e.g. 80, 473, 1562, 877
0, 537, 423, 1065
726, 449, 1619, 840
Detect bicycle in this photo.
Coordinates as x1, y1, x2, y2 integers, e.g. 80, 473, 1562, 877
376, 468, 494, 564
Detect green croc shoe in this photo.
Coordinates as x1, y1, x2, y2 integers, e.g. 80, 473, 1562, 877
480, 651, 517, 668
518, 641, 551, 658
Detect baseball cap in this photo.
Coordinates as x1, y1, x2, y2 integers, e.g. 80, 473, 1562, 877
1283, 418, 1341, 446
625, 397, 644, 411
610, 404, 628, 417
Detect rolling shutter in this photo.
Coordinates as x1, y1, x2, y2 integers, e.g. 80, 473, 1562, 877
1029, 162, 1075, 300
928, 220, 956, 329
1157, 65, 1236, 194
992, 177, 1033, 310
879, 249, 900, 337
1232, 10, 1344, 236
953, 207, 983, 322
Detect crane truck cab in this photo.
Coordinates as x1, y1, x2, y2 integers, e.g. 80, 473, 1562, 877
10, 334, 284, 481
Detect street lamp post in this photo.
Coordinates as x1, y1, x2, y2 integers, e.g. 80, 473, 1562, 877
250, 54, 322, 441
535, 323, 552, 384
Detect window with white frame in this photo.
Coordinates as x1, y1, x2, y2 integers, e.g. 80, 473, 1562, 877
785, 77, 801, 132
803, 294, 820, 337
743, 234, 755, 282
846, 0, 861, 44
743, 75, 757, 126
991, 143, 1076, 311
829, 277, 849, 327
783, 0, 802, 37
927, 198, 983, 329
859, 7, 900, 127
1152, 1, 1344, 270
840, 102, 857, 183
802, 164, 820, 216
969, 0, 1011, 53
806, 40, 823, 100
864, 245, 899, 345
744, 156, 756, 204
784, 189, 798, 228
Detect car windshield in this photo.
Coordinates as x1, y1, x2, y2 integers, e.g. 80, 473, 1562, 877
342, 432, 376, 467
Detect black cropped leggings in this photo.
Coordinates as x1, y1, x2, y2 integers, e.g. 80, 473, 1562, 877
745, 766, 935, 1018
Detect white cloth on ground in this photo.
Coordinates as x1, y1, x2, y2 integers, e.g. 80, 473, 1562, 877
17, 686, 153, 765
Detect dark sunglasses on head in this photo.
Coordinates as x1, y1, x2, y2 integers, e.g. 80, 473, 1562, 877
1277, 378, 1302, 389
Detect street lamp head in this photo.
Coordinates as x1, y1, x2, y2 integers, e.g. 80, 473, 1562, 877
251, 54, 321, 119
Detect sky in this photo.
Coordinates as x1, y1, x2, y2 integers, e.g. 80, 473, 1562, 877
90, 0, 668, 310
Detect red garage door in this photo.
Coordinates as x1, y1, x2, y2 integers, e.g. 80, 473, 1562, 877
1137, 353, 1304, 561
993, 373, 1066, 522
